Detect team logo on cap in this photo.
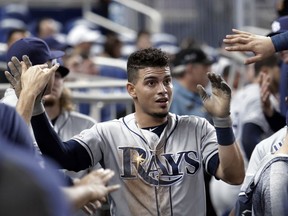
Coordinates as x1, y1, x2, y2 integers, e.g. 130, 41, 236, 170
271, 21, 281, 33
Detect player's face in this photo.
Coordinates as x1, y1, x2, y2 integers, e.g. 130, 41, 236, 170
128, 66, 173, 119
43, 71, 64, 106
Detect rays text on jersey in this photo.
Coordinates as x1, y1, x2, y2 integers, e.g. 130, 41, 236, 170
119, 146, 200, 186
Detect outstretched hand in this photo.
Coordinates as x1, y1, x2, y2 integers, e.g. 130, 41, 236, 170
4, 55, 32, 98
259, 72, 273, 117
74, 168, 120, 215
223, 29, 275, 64
197, 72, 231, 118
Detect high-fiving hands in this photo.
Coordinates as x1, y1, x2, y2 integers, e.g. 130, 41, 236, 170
223, 29, 275, 64
68, 168, 120, 215
5, 55, 58, 98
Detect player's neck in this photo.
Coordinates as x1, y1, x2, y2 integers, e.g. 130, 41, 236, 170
45, 103, 61, 121
134, 113, 168, 128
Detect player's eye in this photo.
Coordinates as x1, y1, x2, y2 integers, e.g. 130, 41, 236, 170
163, 78, 171, 86
146, 80, 156, 86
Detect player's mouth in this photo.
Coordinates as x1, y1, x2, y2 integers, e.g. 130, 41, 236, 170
155, 97, 169, 106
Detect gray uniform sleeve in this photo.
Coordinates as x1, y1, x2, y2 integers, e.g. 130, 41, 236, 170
252, 159, 288, 216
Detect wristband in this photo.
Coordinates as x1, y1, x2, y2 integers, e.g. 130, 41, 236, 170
33, 101, 45, 116
215, 127, 235, 146
212, 116, 232, 128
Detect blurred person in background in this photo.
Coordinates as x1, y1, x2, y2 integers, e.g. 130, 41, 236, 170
135, 30, 152, 50
66, 25, 100, 58
0, 28, 30, 82
170, 47, 213, 122
100, 32, 123, 59
35, 17, 61, 39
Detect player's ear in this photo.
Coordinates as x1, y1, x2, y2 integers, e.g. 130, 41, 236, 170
127, 82, 137, 98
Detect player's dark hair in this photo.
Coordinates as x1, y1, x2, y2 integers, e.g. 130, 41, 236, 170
127, 47, 170, 83
254, 54, 280, 76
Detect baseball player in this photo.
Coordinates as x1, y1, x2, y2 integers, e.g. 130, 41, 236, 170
231, 126, 287, 215
15, 47, 244, 216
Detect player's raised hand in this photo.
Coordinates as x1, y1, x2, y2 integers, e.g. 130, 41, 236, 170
4, 55, 32, 98
223, 29, 275, 64
20, 62, 59, 98
197, 72, 231, 118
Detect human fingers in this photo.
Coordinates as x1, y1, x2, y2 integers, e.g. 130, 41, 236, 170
220, 81, 232, 96
197, 84, 209, 102
22, 55, 32, 68
85, 202, 99, 214
4, 71, 16, 87
10, 56, 22, 77
45, 63, 59, 77
208, 72, 222, 89
232, 28, 252, 36
244, 55, 263, 64
81, 205, 94, 215
7, 61, 18, 77
101, 169, 115, 182
224, 43, 251, 52
107, 184, 121, 193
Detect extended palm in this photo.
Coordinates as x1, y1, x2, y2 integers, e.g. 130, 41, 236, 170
197, 72, 231, 118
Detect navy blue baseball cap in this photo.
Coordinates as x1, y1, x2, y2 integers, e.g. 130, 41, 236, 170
267, 15, 288, 37
52, 57, 69, 78
6, 37, 65, 65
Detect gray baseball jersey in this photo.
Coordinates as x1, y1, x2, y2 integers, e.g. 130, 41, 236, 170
72, 113, 218, 216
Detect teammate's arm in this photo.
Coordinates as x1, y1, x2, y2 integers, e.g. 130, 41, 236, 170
31, 113, 91, 171
198, 72, 245, 184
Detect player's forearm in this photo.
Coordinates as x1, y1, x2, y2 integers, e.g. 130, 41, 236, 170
217, 143, 245, 185
213, 117, 245, 184
31, 113, 91, 171
16, 90, 37, 125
